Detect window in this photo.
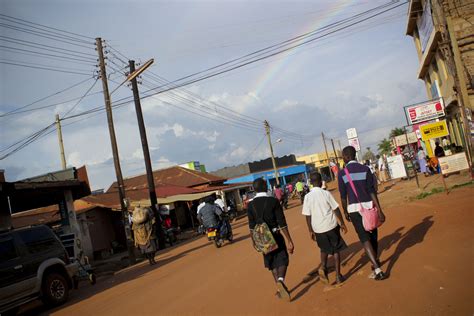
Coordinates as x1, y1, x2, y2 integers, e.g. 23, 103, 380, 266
18, 227, 57, 254
432, 59, 441, 86
0, 238, 18, 262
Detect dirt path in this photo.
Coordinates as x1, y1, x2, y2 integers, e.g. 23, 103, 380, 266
31, 178, 474, 315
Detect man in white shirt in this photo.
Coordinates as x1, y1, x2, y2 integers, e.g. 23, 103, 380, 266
376, 154, 387, 183
302, 172, 348, 285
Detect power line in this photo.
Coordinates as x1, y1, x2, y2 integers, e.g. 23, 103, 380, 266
240, 133, 266, 165
137, 2, 407, 105
0, 61, 94, 76
0, 58, 94, 73
0, 77, 93, 117
0, 45, 96, 63
0, 35, 98, 58
62, 78, 100, 117
0, 19, 93, 45
0, 23, 95, 49
0, 13, 94, 40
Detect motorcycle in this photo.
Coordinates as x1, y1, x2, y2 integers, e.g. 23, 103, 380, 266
226, 199, 238, 221
300, 185, 310, 204
161, 215, 179, 246
206, 219, 233, 248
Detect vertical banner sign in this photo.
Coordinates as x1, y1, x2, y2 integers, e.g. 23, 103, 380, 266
346, 128, 358, 139
348, 137, 361, 151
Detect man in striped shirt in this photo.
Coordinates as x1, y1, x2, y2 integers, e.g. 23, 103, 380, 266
338, 146, 387, 280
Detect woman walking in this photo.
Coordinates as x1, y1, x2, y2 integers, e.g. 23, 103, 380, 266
132, 206, 158, 265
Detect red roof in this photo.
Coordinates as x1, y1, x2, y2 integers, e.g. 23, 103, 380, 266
107, 166, 225, 193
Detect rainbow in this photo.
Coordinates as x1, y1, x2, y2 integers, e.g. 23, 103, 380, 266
249, 0, 356, 98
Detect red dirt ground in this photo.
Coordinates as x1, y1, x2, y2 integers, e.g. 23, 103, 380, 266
25, 174, 474, 315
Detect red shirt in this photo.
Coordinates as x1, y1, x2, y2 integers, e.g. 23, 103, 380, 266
274, 188, 283, 201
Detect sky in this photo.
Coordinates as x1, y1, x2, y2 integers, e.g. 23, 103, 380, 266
0, 0, 427, 190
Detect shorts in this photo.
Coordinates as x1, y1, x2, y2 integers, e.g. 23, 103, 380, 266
349, 212, 378, 243
263, 232, 289, 270
315, 226, 347, 255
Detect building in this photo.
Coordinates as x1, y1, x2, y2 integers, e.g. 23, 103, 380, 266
297, 150, 342, 180
213, 155, 308, 188
107, 165, 251, 226
406, 0, 473, 156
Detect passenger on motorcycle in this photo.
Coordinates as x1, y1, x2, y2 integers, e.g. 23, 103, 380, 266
197, 196, 222, 229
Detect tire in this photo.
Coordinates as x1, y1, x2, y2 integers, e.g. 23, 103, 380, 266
41, 272, 69, 307
214, 240, 222, 248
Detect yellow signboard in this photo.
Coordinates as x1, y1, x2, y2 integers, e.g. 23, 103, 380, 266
420, 120, 449, 141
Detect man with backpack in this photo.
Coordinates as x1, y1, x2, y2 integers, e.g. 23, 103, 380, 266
338, 146, 387, 280
247, 178, 295, 301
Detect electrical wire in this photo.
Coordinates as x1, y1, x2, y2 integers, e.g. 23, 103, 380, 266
0, 77, 93, 117
62, 78, 100, 117
0, 45, 96, 63
0, 60, 94, 76
0, 13, 94, 40
0, 35, 98, 57
0, 23, 94, 49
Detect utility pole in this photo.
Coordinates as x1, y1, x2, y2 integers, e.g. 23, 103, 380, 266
264, 120, 280, 186
129, 60, 166, 249
55, 114, 67, 170
330, 138, 339, 166
96, 38, 135, 265
321, 132, 332, 180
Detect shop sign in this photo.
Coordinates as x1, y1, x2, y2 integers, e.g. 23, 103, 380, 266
387, 155, 407, 179
405, 99, 444, 125
439, 153, 469, 175
394, 132, 418, 147
420, 120, 449, 141
346, 128, 357, 139
348, 137, 361, 151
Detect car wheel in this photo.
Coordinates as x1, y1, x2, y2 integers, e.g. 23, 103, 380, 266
42, 272, 69, 307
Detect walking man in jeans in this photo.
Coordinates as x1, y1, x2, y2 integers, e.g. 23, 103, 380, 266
338, 146, 387, 280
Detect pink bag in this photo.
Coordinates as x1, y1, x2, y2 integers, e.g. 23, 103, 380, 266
344, 168, 382, 231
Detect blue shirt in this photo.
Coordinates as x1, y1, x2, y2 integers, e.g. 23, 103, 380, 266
338, 161, 376, 213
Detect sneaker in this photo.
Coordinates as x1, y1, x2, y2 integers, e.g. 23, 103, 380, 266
336, 274, 346, 284
318, 268, 329, 284
276, 281, 291, 302
374, 271, 386, 281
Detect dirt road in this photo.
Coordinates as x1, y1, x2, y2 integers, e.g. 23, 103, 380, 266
35, 178, 474, 315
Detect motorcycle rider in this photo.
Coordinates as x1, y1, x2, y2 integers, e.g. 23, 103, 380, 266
197, 196, 232, 241
215, 194, 233, 239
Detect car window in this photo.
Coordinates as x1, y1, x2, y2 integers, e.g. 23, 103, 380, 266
0, 238, 18, 262
18, 227, 58, 255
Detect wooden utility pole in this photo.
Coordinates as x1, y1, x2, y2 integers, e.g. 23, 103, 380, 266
321, 132, 332, 180
55, 114, 67, 170
96, 38, 135, 265
264, 120, 280, 186
129, 60, 166, 249
330, 138, 339, 166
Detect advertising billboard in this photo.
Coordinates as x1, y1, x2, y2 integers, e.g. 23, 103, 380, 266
405, 99, 444, 125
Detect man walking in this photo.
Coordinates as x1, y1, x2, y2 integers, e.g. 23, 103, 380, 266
302, 172, 348, 285
248, 178, 295, 301
376, 154, 387, 183
338, 146, 387, 280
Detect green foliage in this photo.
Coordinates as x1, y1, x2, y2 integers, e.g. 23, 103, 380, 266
414, 187, 445, 200
377, 138, 392, 155
389, 127, 405, 138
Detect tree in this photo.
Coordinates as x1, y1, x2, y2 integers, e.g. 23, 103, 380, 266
389, 127, 405, 139
377, 138, 392, 155
362, 147, 376, 162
